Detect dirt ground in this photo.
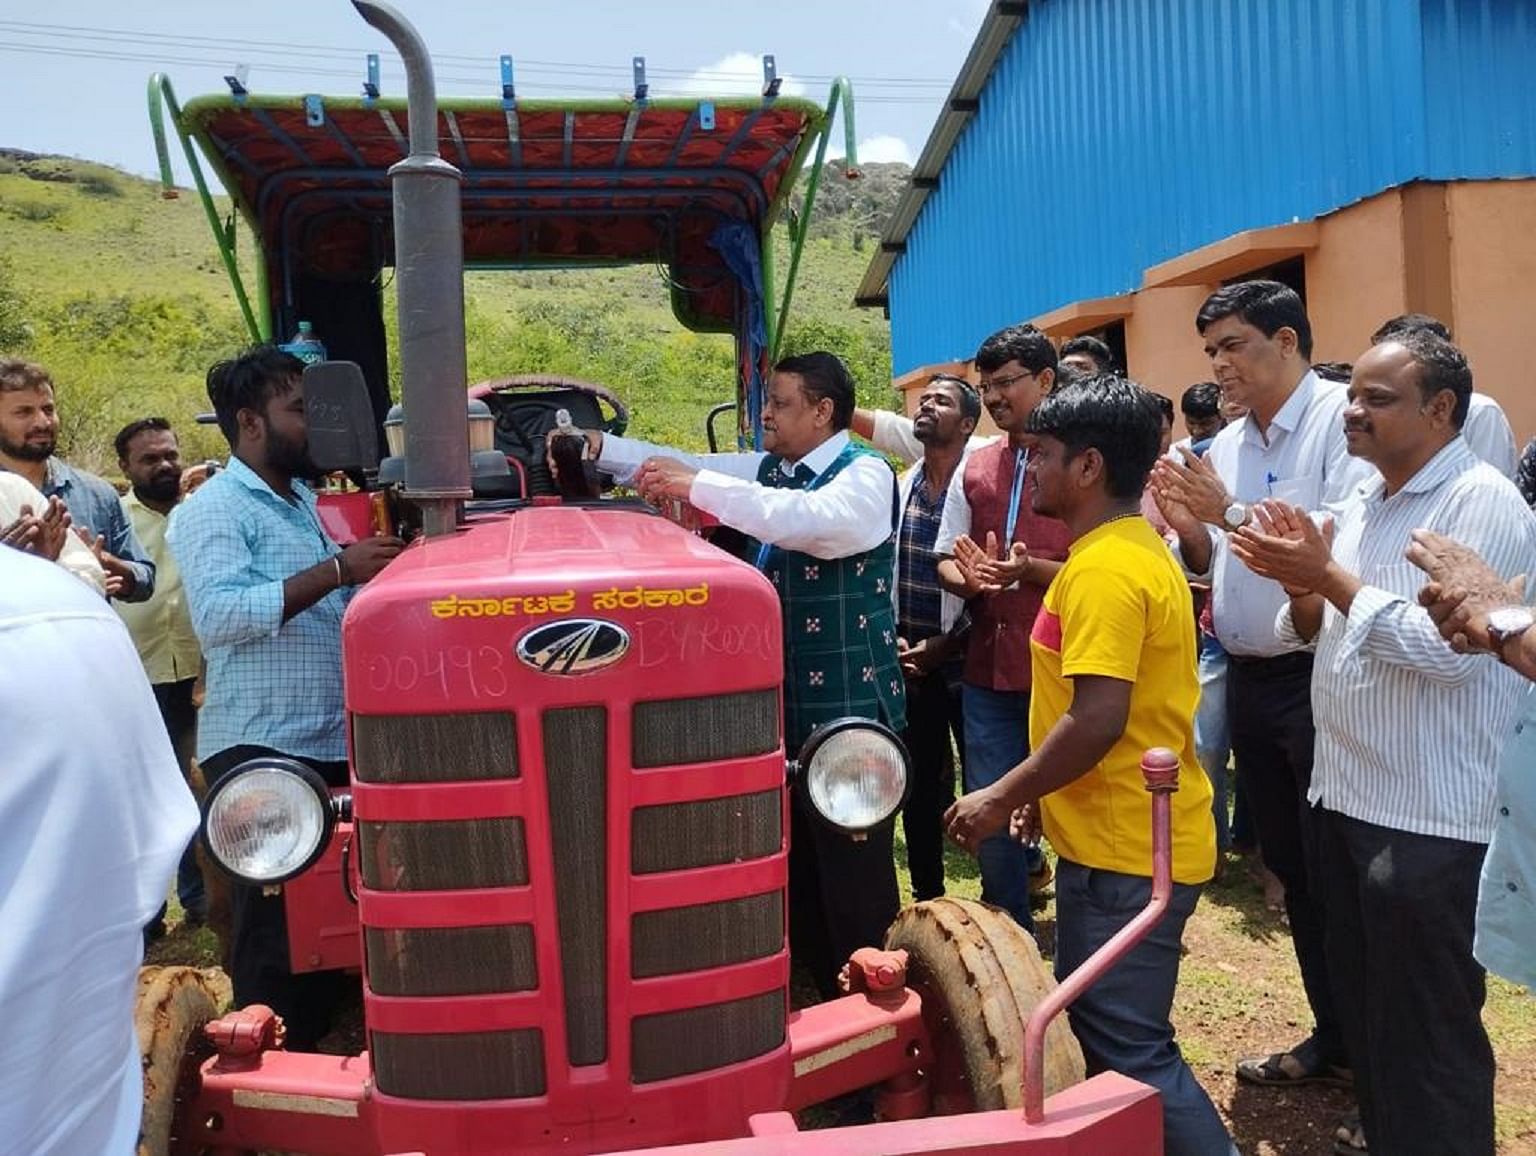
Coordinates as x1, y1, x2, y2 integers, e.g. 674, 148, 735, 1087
151, 840, 1536, 1154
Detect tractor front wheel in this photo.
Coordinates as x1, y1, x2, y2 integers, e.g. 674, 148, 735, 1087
135, 965, 220, 1156
885, 898, 1084, 1113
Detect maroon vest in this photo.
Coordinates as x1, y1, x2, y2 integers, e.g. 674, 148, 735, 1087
960, 439, 1072, 692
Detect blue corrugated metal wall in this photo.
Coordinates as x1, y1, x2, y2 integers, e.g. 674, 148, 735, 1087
889, 0, 1536, 374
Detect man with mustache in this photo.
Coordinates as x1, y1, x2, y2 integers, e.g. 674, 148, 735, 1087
168, 345, 402, 1047
114, 417, 208, 938
0, 357, 153, 599
933, 324, 1072, 930
1150, 281, 1373, 1094
564, 351, 906, 999
890, 374, 981, 902
1228, 331, 1534, 1154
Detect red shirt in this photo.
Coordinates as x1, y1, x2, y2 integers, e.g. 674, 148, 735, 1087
957, 439, 1071, 692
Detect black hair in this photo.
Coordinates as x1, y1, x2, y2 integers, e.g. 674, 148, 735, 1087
1060, 334, 1115, 373
206, 345, 306, 447
1180, 381, 1221, 419
1151, 392, 1175, 426
927, 373, 982, 423
1052, 361, 1092, 392
1387, 330, 1473, 429
1196, 279, 1314, 360
114, 416, 172, 462
974, 323, 1057, 376
1371, 312, 1452, 344
1312, 361, 1353, 384
773, 350, 856, 431
1025, 375, 1163, 500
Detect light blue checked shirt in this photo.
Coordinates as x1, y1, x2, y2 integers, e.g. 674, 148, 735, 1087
167, 456, 351, 762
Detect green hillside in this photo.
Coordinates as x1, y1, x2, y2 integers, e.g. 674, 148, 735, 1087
0, 149, 905, 474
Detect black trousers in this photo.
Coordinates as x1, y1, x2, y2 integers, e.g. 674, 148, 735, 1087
202, 745, 352, 1052
1226, 651, 1345, 1066
900, 669, 962, 902
1317, 808, 1494, 1154
788, 785, 900, 1000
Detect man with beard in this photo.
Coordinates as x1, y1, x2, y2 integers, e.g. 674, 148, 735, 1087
933, 324, 1072, 930
168, 345, 402, 1047
945, 377, 1230, 1156
891, 375, 980, 901
113, 417, 209, 937
0, 358, 153, 599
1229, 331, 1534, 1154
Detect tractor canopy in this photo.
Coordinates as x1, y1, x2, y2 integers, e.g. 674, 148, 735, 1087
150, 71, 858, 445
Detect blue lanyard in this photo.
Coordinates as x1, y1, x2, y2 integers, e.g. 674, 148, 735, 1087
1003, 447, 1028, 545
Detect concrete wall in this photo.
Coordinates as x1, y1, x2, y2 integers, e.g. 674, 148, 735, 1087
1447, 182, 1536, 441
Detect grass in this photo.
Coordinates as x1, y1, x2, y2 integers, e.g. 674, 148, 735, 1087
0, 154, 902, 476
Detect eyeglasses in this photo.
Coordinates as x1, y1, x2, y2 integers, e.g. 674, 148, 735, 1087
979, 370, 1034, 391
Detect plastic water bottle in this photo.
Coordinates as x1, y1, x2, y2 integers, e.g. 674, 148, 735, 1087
282, 321, 327, 365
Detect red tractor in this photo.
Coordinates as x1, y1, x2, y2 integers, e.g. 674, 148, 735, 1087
137, 4, 1175, 1152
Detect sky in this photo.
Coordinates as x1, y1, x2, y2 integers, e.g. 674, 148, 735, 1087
0, 0, 990, 184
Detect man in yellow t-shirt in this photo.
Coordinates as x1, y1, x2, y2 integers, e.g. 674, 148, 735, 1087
946, 376, 1229, 1156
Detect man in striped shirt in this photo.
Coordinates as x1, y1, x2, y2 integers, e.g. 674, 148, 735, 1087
1230, 330, 1536, 1156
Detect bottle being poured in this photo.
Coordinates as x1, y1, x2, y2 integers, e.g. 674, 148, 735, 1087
548, 408, 602, 501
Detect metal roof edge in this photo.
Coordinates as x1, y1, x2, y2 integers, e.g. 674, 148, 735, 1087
854, 0, 1028, 306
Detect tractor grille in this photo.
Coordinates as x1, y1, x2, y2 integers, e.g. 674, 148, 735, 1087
366, 925, 538, 996
631, 990, 785, 1083
371, 1029, 546, 1100
631, 689, 779, 768
543, 706, 608, 1067
632, 790, 781, 874
352, 711, 518, 783
631, 892, 783, 978
357, 817, 528, 891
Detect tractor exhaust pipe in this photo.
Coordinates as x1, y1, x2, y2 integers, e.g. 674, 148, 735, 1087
352, 0, 470, 537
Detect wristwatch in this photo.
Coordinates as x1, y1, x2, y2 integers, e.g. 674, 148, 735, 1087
1486, 606, 1534, 660
1222, 501, 1249, 531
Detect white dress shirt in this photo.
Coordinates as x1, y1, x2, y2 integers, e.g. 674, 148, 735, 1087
0, 548, 199, 1154
597, 429, 896, 560
1463, 392, 1518, 478
1279, 439, 1536, 842
1191, 371, 1377, 657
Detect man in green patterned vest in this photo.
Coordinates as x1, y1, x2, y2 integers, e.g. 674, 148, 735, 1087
577, 352, 906, 998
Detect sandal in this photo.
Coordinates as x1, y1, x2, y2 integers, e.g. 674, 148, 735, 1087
1235, 1049, 1353, 1087
1332, 1110, 1367, 1153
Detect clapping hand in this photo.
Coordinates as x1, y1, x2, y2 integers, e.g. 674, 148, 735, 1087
1229, 499, 1335, 597
953, 531, 1031, 595
1150, 447, 1232, 528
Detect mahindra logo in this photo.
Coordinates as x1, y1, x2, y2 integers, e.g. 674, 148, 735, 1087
516, 618, 630, 675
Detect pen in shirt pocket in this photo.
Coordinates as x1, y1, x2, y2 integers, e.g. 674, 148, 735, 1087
1265, 471, 1278, 496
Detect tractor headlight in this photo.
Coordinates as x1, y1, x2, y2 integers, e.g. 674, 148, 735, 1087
797, 718, 911, 835
201, 757, 339, 885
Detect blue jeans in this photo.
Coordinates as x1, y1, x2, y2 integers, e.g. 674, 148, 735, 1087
962, 684, 1039, 931
1194, 634, 1231, 852
1055, 860, 1236, 1156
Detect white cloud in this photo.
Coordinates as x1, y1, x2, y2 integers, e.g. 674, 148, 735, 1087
846, 134, 915, 166
673, 53, 806, 99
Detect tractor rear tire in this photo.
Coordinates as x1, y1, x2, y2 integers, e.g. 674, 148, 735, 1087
885, 898, 1084, 1112
136, 965, 219, 1156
